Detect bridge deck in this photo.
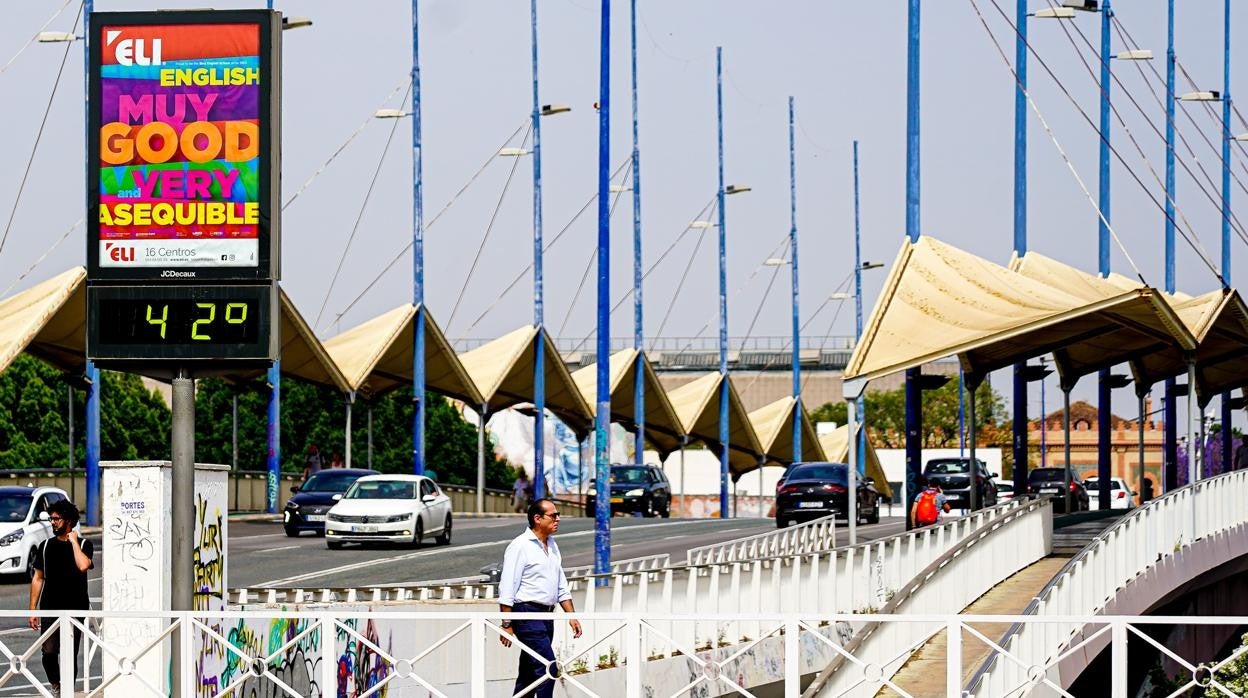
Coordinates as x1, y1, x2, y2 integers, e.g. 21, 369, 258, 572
878, 556, 1069, 697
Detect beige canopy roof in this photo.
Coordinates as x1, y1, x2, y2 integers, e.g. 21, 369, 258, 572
846, 237, 1195, 385
665, 372, 763, 477
1008, 251, 1195, 386
321, 304, 482, 405
1130, 290, 1248, 401
746, 396, 826, 467
0, 267, 87, 374
817, 425, 893, 500
458, 326, 593, 435
218, 288, 350, 392
569, 349, 684, 456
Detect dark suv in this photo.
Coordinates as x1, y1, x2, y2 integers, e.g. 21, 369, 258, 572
1027, 467, 1089, 513
775, 462, 880, 528
284, 468, 378, 536
922, 458, 998, 511
585, 464, 671, 517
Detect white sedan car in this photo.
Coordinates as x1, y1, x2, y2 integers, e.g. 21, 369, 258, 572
0, 486, 72, 578
1085, 477, 1136, 510
324, 475, 452, 549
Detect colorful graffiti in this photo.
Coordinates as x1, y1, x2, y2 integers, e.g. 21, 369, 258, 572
194, 614, 393, 697
193, 492, 225, 611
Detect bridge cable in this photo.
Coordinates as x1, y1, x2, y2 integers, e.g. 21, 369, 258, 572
650, 201, 716, 346
1, 218, 82, 297
327, 119, 531, 328
0, 0, 78, 78
313, 83, 413, 329
0, 1, 82, 260
555, 164, 632, 337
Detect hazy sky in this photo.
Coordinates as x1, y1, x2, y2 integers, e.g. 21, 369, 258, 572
2, 0, 1246, 418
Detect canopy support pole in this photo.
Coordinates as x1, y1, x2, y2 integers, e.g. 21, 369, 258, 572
1138, 389, 1147, 506
845, 377, 867, 546
477, 403, 488, 514
967, 375, 981, 513
1187, 358, 1197, 487
1063, 384, 1072, 515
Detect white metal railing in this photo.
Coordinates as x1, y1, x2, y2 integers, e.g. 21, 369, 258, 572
806, 497, 1052, 697
7, 610, 1248, 697
685, 498, 1029, 566
967, 469, 1248, 697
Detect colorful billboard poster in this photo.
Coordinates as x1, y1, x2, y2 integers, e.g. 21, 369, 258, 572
88, 11, 280, 282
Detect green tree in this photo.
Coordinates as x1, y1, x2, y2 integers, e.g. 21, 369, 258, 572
811, 379, 1007, 452
193, 378, 511, 488
0, 355, 171, 468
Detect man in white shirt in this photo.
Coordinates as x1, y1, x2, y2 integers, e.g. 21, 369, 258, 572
498, 498, 582, 697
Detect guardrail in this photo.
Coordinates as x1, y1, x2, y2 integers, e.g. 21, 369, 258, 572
967, 469, 1248, 697
685, 497, 1030, 566
10, 610, 1246, 697
805, 496, 1052, 696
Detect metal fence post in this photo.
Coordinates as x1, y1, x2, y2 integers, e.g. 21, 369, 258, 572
58, 617, 73, 698
1111, 619, 1127, 698
785, 617, 800, 698
471, 616, 486, 698
179, 615, 194, 698
946, 618, 962, 697
626, 616, 642, 695
321, 617, 337, 697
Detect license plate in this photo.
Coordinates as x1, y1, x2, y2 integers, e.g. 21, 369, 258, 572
798, 502, 824, 509
352, 525, 377, 533
306, 515, 325, 522
609, 497, 624, 504
1042, 488, 1061, 495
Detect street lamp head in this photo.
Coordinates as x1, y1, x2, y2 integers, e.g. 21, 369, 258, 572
1179, 91, 1221, 102
689, 220, 715, 229
763, 258, 789, 267
282, 16, 313, 30
1114, 50, 1153, 61
373, 108, 410, 119
861, 261, 884, 270
828, 292, 852, 300
37, 31, 79, 43
498, 147, 532, 157
725, 184, 751, 195
609, 184, 631, 193
1062, 0, 1099, 11
1235, 133, 1248, 142
1031, 7, 1076, 19
540, 104, 572, 116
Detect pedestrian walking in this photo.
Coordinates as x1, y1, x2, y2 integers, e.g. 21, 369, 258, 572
302, 444, 324, 481
498, 498, 582, 697
911, 476, 951, 527
28, 500, 94, 695
1234, 435, 1248, 472
512, 470, 532, 513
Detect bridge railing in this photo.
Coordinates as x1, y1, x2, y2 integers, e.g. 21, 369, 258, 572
16, 609, 1247, 697
685, 497, 1030, 566
239, 501, 1029, 608
804, 497, 1052, 697
967, 469, 1248, 697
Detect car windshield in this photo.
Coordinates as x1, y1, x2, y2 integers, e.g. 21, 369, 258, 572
0, 495, 30, 523
610, 467, 649, 484
301, 471, 365, 493
925, 460, 971, 475
786, 464, 848, 485
344, 480, 416, 500
997, 482, 1014, 492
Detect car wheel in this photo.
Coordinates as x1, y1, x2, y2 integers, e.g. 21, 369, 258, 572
435, 514, 452, 546
284, 526, 299, 538
411, 519, 424, 547
643, 499, 656, 518
660, 500, 671, 518
24, 552, 35, 581
327, 540, 344, 550
866, 500, 880, 524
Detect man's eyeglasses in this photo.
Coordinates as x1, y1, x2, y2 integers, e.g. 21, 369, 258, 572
541, 511, 560, 519
48, 516, 64, 522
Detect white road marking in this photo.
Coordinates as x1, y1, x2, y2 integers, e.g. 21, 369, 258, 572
254, 545, 300, 554
256, 519, 709, 587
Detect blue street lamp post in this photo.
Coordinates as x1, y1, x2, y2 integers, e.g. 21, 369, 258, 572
593, 0, 613, 578
531, 0, 548, 497
788, 98, 801, 461
631, 0, 646, 469
903, 0, 922, 530
1164, 0, 1178, 491
1096, 0, 1114, 512
1220, 0, 1233, 471
412, 0, 427, 476
1011, 0, 1030, 504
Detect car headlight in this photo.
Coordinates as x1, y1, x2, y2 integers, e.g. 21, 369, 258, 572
624, 489, 644, 497
385, 514, 410, 523
286, 501, 299, 510
327, 514, 344, 522
0, 530, 23, 547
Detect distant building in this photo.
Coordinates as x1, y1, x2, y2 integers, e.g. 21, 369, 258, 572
1030, 399, 1164, 497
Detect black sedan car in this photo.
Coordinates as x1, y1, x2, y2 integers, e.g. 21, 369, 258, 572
585, 464, 672, 518
775, 462, 880, 528
284, 468, 378, 536
922, 458, 998, 511
1027, 467, 1090, 513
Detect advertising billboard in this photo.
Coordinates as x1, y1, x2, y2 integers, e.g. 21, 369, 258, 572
88, 10, 280, 282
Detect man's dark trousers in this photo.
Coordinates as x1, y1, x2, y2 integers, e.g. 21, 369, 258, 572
40, 618, 82, 687
512, 601, 557, 698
